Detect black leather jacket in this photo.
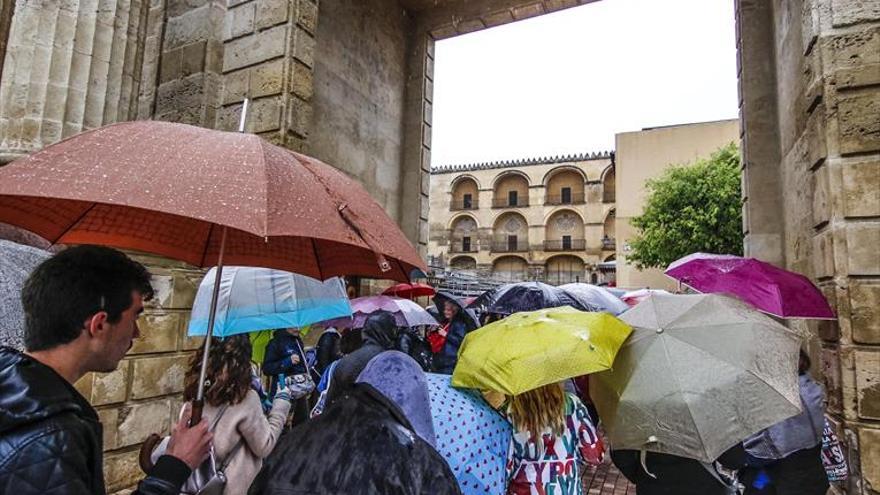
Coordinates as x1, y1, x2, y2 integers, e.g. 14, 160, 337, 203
0, 347, 191, 494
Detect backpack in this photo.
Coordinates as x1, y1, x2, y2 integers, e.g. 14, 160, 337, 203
396, 328, 433, 371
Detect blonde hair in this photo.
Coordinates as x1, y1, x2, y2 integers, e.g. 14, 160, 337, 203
509, 382, 566, 436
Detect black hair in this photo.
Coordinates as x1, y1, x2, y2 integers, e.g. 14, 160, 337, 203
799, 349, 811, 375
340, 328, 363, 354
21, 245, 154, 352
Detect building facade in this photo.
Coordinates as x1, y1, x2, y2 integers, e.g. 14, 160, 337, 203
428, 152, 617, 285
615, 119, 741, 291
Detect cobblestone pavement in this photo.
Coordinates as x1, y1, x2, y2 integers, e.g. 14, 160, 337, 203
582, 461, 636, 495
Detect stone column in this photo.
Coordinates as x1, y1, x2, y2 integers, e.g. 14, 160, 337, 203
217, 0, 318, 152
0, 0, 150, 162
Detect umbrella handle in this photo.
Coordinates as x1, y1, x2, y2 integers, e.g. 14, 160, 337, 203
189, 399, 204, 427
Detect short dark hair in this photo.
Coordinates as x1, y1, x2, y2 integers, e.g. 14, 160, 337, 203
22, 245, 154, 352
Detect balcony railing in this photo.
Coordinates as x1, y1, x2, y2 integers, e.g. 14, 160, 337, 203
543, 239, 586, 251
602, 237, 616, 250
492, 197, 529, 208
449, 243, 479, 253
490, 241, 529, 253
450, 200, 478, 211
603, 192, 616, 203
544, 192, 585, 205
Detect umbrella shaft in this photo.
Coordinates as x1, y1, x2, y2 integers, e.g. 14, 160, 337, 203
194, 226, 228, 407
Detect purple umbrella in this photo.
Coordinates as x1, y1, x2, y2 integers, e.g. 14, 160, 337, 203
665, 253, 835, 319
324, 295, 439, 328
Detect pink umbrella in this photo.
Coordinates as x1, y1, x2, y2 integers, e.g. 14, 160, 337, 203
325, 295, 439, 328
621, 288, 670, 307
665, 253, 835, 319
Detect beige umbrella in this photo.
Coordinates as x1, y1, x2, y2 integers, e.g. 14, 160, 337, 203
592, 293, 802, 463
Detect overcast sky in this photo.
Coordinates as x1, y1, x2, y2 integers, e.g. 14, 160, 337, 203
430, 0, 738, 167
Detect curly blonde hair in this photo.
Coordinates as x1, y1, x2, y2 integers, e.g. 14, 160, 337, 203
509, 382, 566, 436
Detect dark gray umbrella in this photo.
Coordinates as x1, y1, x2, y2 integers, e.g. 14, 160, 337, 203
0, 240, 51, 350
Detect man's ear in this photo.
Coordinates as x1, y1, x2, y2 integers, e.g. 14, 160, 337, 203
84, 311, 110, 339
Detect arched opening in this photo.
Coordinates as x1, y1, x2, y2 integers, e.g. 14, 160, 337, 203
545, 255, 585, 286
450, 256, 477, 271
602, 209, 616, 250
449, 215, 478, 253
598, 254, 616, 285
450, 176, 479, 210
545, 168, 585, 205
544, 209, 585, 251
491, 212, 528, 253
492, 255, 528, 282
492, 172, 529, 208
602, 166, 616, 203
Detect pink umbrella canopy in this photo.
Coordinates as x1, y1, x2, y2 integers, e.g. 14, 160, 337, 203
665, 253, 835, 319
325, 295, 439, 328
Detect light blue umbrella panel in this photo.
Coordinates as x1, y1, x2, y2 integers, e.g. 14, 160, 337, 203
426, 373, 512, 495
188, 266, 351, 337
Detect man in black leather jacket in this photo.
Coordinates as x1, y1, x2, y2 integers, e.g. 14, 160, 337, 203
0, 245, 213, 494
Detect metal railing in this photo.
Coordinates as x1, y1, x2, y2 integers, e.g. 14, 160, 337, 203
450, 200, 478, 211
492, 197, 529, 208
448, 243, 479, 253
543, 239, 586, 251
602, 238, 616, 250
490, 241, 530, 253
544, 192, 585, 205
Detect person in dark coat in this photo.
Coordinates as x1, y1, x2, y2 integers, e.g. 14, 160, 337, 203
433, 301, 469, 374
0, 246, 212, 495
611, 446, 747, 495
324, 311, 397, 405
262, 327, 310, 425
395, 325, 433, 371
313, 326, 342, 376
740, 351, 829, 495
248, 352, 461, 495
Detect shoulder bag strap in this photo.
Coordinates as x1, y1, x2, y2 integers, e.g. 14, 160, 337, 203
209, 404, 229, 432
219, 439, 246, 471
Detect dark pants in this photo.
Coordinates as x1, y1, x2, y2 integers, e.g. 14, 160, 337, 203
742, 446, 828, 495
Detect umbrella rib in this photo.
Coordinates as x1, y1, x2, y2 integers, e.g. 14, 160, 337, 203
199, 223, 215, 268
658, 335, 708, 459
50, 202, 98, 245
310, 238, 323, 280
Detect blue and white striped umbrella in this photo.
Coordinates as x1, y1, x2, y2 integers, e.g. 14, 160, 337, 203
187, 266, 351, 337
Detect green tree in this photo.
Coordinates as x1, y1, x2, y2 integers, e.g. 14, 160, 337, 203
627, 142, 743, 269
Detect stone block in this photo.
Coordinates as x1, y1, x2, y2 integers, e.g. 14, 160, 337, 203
251, 59, 285, 99
217, 103, 242, 132
170, 269, 203, 309
103, 449, 142, 493
116, 399, 172, 448
424, 77, 433, 103
286, 95, 311, 137
854, 349, 880, 420
423, 100, 432, 126
831, 0, 880, 26
825, 26, 879, 69
180, 41, 206, 77
223, 24, 286, 72
455, 19, 485, 35
289, 60, 312, 100
851, 283, 880, 344
130, 355, 189, 399
249, 95, 283, 133
430, 24, 458, 40
422, 123, 431, 149
256, 0, 288, 30
296, 0, 318, 35
292, 27, 315, 68
811, 165, 830, 228
166, 0, 209, 18
512, 3, 545, 20
817, 284, 840, 341
482, 10, 515, 28
225, 2, 255, 40
222, 68, 248, 104
838, 92, 880, 155
811, 229, 834, 278
821, 346, 843, 414
130, 312, 181, 354
85, 360, 130, 406
860, 427, 880, 492
842, 160, 880, 218
96, 407, 118, 450
845, 223, 880, 275
164, 6, 213, 50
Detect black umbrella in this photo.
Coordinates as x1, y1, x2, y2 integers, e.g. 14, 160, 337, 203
432, 291, 480, 331
468, 281, 597, 316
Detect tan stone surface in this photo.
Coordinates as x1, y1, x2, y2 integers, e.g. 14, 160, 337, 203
256, 0, 289, 30
130, 355, 189, 399
223, 24, 286, 72
116, 399, 172, 448
225, 2, 256, 40
837, 92, 880, 155
842, 160, 880, 218
855, 350, 880, 420
90, 360, 130, 406
851, 284, 880, 344
97, 407, 119, 451
845, 224, 880, 275
860, 427, 880, 493
103, 449, 142, 494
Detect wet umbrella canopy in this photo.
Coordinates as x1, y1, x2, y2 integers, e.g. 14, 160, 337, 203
592, 293, 803, 463
0, 240, 51, 351
468, 281, 596, 316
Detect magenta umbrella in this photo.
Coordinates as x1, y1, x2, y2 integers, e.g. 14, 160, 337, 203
324, 295, 439, 328
665, 253, 835, 319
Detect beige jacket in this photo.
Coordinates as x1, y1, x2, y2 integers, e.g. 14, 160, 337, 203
201, 390, 290, 495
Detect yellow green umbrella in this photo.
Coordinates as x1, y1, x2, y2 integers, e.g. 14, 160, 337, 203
249, 330, 274, 364
451, 306, 632, 395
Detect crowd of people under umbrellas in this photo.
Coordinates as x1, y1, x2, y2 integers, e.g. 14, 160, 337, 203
0, 107, 847, 495
0, 244, 845, 495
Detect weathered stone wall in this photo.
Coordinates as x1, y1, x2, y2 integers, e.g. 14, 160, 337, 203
737, 0, 880, 493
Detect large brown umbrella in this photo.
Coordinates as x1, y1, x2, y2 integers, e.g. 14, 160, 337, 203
0, 119, 425, 420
